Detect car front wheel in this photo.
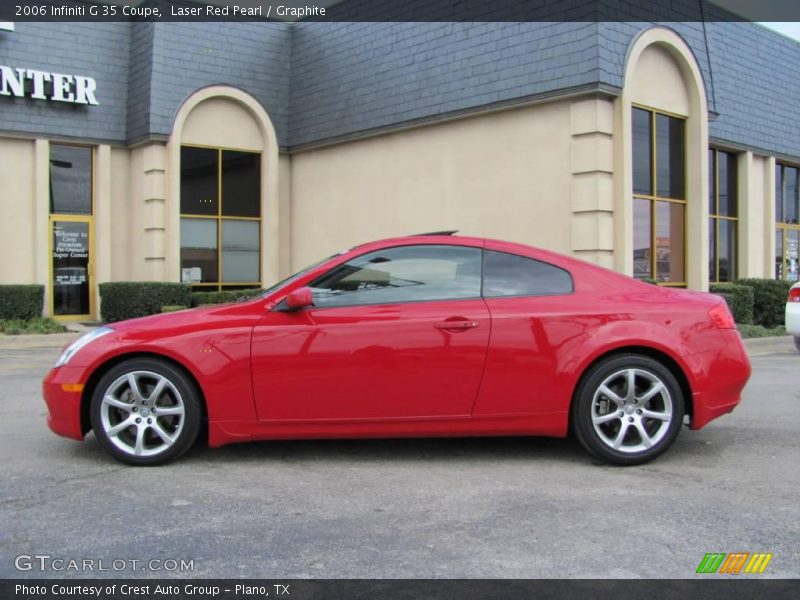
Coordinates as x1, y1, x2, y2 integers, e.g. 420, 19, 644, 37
90, 358, 201, 465
572, 354, 685, 466
794, 336, 800, 352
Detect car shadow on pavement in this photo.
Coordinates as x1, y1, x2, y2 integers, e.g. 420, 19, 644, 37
182, 435, 596, 466
65, 427, 728, 468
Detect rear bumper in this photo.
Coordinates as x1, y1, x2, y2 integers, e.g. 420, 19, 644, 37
689, 330, 751, 430
43, 366, 88, 441
786, 302, 800, 336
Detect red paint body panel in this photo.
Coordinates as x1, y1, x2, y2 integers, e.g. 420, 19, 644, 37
208, 413, 568, 448
251, 298, 491, 420
684, 329, 751, 430
41, 235, 751, 451
43, 366, 85, 440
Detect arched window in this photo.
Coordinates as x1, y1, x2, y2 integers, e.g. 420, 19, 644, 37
180, 145, 262, 291
631, 106, 686, 285
621, 28, 708, 290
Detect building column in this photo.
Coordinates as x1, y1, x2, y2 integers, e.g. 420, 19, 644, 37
94, 145, 112, 316
140, 143, 168, 281
569, 97, 615, 269
763, 157, 777, 279
278, 153, 292, 279
33, 139, 50, 316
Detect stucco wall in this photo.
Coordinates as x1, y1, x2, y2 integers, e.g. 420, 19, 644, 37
0, 138, 36, 284
289, 101, 574, 270
109, 146, 132, 280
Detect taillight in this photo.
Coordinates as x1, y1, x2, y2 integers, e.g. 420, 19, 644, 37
788, 287, 800, 303
708, 303, 736, 329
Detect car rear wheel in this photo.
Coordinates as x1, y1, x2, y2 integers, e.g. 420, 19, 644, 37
794, 337, 800, 352
90, 358, 201, 465
572, 354, 684, 466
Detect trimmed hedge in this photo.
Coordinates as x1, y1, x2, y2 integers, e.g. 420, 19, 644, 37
161, 305, 188, 313
709, 283, 754, 325
190, 289, 263, 307
99, 282, 191, 323
0, 285, 44, 320
733, 278, 792, 328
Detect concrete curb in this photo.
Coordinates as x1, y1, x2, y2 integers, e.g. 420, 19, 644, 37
742, 335, 797, 356
0, 322, 102, 350
0, 332, 80, 350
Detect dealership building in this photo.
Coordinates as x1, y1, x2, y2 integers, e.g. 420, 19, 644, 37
1, 13, 800, 320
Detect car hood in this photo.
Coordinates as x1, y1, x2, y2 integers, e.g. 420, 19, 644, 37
107, 301, 264, 335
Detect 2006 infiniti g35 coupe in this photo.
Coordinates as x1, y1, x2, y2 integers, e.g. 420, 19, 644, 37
43, 232, 750, 466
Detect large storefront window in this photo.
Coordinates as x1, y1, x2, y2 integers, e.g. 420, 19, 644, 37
775, 163, 800, 282
49, 144, 93, 318
180, 146, 262, 290
632, 107, 687, 285
709, 149, 738, 283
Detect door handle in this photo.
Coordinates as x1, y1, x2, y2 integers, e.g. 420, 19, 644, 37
434, 319, 479, 330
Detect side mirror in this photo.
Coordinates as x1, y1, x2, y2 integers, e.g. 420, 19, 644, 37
284, 287, 314, 311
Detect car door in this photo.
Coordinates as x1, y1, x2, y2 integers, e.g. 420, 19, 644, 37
251, 243, 491, 421
472, 247, 578, 416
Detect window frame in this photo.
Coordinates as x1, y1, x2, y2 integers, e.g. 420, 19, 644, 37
709, 148, 739, 283
631, 104, 688, 287
305, 244, 484, 309
179, 143, 263, 291
775, 162, 800, 281
481, 249, 574, 299
49, 142, 94, 216
287, 244, 574, 311
48, 142, 95, 320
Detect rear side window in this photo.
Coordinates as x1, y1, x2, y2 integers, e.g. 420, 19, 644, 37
310, 245, 482, 308
483, 250, 573, 297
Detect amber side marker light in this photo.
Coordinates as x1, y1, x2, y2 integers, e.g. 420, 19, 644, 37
708, 303, 736, 329
60, 383, 85, 393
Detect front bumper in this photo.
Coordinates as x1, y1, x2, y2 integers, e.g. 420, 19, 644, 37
43, 366, 89, 441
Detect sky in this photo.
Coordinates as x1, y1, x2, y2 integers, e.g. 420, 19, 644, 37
760, 22, 800, 42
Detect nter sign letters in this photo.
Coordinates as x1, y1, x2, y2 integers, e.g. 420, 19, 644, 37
0, 65, 98, 105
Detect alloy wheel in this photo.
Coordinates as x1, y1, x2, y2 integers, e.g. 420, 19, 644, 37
99, 370, 186, 458
590, 368, 673, 454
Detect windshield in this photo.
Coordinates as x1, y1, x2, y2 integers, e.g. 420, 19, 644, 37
258, 253, 340, 298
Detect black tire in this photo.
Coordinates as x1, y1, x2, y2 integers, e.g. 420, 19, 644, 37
572, 354, 685, 466
794, 337, 800, 353
90, 358, 202, 466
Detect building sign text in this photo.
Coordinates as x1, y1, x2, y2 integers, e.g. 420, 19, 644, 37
0, 65, 98, 105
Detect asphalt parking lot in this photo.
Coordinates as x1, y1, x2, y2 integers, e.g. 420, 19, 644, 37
0, 341, 798, 579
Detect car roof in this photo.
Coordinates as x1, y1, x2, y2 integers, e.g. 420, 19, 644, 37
359, 232, 557, 258
349, 233, 649, 292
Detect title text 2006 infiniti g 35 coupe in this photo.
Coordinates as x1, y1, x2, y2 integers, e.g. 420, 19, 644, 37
43, 233, 751, 466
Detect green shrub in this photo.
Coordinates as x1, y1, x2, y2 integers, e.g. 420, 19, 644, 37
736, 323, 786, 338
733, 278, 792, 328
161, 305, 187, 313
190, 289, 263, 307
0, 317, 66, 335
99, 282, 191, 323
709, 283, 754, 325
0, 285, 44, 320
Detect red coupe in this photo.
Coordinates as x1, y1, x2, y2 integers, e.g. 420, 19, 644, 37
43, 232, 750, 466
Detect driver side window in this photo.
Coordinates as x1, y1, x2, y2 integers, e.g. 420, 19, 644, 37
309, 245, 482, 308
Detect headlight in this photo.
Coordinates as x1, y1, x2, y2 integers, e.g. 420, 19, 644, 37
54, 327, 114, 368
